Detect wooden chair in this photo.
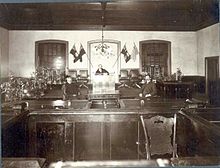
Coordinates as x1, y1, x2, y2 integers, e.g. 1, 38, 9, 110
129, 69, 142, 88
118, 70, 130, 88
77, 70, 89, 89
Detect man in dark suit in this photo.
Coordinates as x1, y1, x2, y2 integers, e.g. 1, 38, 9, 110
62, 76, 78, 100
139, 75, 157, 98
95, 64, 109, 75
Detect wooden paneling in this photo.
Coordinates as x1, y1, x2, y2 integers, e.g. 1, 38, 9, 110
36, 123, 65, 162
205, 56, 220, 105
27, 110, 177, 162
110, 122, 138, 160
0, 0, 218, 31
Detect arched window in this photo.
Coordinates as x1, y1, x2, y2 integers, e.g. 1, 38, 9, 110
140, 40, 171, 78
35, 40, 68, 70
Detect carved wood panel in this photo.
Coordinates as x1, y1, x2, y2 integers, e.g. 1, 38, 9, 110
36, 122, 66, 162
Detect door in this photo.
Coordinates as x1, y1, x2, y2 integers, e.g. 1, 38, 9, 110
205, 56, 219, 105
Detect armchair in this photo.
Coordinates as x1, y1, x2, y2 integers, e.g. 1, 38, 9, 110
77, 70, 89, 89
129, 69, 142, 88
118, 70, 130, 88
68, 70, 77, 83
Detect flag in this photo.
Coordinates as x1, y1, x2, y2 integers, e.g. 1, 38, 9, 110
121, 44, 128, 55
70, 44, 77, 58
121, 44, 131, 63
78, 44, 86, 62
73, 44, 86, 63
131, 43, 138, 62
125, 54, 131, 63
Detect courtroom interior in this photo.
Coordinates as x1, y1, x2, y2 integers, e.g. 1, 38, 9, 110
1, 0, 220, 167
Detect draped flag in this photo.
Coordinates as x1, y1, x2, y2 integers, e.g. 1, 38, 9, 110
78, 44, 86, 62
70, 44, 77, 59
121, 44, 131, 63
131, 43, 138, 62
73, 44, 86, 63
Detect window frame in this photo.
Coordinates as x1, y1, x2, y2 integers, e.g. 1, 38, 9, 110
139, 40, 171, 76
35, 40, 68, 70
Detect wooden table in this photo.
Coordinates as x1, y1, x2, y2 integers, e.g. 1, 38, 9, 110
160, 81, 193, 99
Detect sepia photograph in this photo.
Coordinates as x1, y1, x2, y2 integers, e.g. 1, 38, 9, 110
0, 0, 220, 167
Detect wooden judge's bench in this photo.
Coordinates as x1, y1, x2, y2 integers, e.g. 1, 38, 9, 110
91, 74, 116, 94
88, 74, 120, 108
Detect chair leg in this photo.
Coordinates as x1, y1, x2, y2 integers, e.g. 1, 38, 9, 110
118, 84, 123, 88
79, 83, 88, 89
125, 83, 131, 88
131, 82, 141, 89
135, 83, 141, 89
118, 83, 131, 88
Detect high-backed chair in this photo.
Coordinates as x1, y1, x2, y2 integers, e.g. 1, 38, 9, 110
68, 70, 78, 83
129, 69, 142, 88
140, 115, 176, 159
78, 70, 89, 89
118, 69, 130, 88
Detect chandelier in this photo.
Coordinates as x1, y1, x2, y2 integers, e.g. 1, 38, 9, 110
95, 25, 110, 54
94, 2, 110, 56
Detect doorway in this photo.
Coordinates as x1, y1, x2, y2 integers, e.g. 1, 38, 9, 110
205, 56, 219, 105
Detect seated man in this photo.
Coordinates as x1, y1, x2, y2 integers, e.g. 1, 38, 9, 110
62, 76, 79, 100
95, 64, 109, 75
139, 75, 157, 98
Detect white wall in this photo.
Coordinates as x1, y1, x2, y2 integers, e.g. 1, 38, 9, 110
8, 30, 197, 77
0, 27, 9, 78
197, 23, 220, 76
